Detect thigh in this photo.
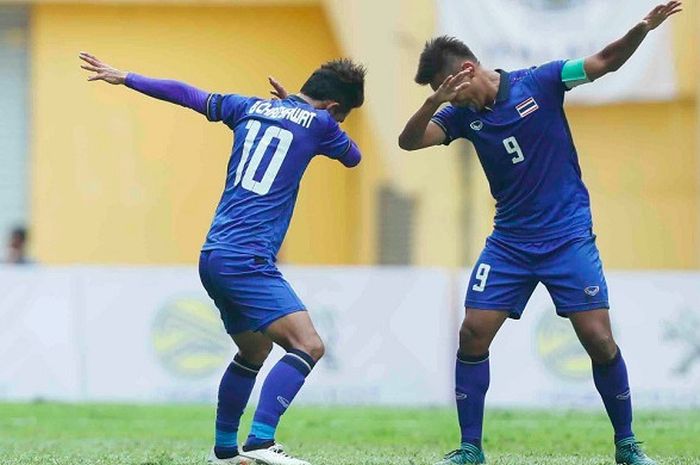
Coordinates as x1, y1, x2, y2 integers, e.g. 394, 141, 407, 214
465, 238, 538, 320
200, 251, 254, 335
205, 251, 306, 334
538, 235, 609, 317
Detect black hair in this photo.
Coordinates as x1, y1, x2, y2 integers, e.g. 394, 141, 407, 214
415, 35, 479, 85
300, 59, 366, 113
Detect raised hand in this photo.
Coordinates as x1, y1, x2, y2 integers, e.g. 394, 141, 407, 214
79, 52, 128, 85
430, 70, 470, 105
643, 1, 682, 31
268, 76, 289, 100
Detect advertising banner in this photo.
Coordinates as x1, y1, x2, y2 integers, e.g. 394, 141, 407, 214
1, 266, 698, 407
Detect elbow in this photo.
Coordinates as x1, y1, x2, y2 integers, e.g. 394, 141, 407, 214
607, 61, 623, 73
398, 134, 417, 152
341, 143, 362, 168
342, 150, 361, 168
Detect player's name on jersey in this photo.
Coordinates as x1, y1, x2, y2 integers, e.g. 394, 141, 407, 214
248, 100, 317, 129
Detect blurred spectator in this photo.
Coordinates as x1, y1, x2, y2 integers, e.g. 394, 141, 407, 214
5, 226, 33, 264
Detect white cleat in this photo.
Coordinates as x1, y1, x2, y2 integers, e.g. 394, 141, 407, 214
207, 448, 251, 464
240, 443, 310, 465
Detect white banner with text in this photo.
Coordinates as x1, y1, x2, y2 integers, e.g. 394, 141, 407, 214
437, 0, 678, 104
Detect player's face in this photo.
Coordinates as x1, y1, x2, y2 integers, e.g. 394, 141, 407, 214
431, 61, 478, 107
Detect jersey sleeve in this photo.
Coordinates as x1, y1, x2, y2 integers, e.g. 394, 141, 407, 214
206, 93, 250, 129
317, 115, 361, 167
531, 60, 568, 97
430, 104, 465, 145
532, 59, 592, 97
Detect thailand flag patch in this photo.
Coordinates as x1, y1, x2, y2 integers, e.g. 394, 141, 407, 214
516, 97, 539, 118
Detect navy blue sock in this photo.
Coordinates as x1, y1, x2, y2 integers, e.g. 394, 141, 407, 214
456, 352, 490, 450
592, 347, 634, 443
214, 354, 261, 459
245, 349, 315, 448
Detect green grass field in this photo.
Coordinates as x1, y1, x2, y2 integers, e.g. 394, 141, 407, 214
1, 403, 699, 465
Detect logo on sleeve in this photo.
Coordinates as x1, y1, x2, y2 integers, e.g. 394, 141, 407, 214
470, 120, 484, 131
584, 286, 600, 297
516, 97, 539, 118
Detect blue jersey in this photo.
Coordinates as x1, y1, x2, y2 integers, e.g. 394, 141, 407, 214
201, 94, 357, 258
432, 60, 592, 241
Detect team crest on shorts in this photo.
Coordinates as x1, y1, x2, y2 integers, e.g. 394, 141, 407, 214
516, 97, 539, 118
584, 286, 600, 297
470, 120, 484, 131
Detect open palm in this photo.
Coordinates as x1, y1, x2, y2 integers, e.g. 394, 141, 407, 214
79, 52, 127, 85
643, 1, 682, 30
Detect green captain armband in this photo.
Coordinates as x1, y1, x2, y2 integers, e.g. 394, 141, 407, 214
561, 58, 591, 89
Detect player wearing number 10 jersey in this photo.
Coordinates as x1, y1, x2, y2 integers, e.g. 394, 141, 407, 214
399, 2, 681, 465
79, 52, 366, 465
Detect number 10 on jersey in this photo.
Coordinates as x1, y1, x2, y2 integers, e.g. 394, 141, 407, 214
235, 120, 294, 195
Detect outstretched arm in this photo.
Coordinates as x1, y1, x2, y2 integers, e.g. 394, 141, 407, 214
584, 1, 682, 81
398, 71, 469, 151
79, 52, 209, 115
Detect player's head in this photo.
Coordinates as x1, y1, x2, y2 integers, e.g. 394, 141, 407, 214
300, 59, 366, 122
9, 226, 27, 249
415, 35, 484, 107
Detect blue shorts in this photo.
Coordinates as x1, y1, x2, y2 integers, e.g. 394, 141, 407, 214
465, 231, 609, 319
199, 250, 306, 335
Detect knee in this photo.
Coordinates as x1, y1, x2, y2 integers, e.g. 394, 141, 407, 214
295, 336, 325, 362
239, 340, 273, 366
583, 332, 618, 364
459, 322, 491, 356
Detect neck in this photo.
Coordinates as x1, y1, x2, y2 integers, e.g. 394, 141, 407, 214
475, 70, 501, 110
295, 93, 317, 106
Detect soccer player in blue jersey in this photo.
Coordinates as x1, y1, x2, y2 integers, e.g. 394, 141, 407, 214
399, 2, 682, 465
80, 52, 365, 465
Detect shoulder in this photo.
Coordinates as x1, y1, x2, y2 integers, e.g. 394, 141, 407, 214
526, 60, 567, 85
514, 61, 568, 102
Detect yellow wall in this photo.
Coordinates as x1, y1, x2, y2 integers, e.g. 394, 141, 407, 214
28, 1, 700, 269
568, 102, 698, 269
30, 3, 375, 264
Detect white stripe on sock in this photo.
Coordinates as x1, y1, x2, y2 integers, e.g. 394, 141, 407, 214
286, 353, 312, 372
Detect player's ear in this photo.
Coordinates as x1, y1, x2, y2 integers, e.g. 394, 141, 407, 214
324, 101, 348, 122
460, 60, 477, 77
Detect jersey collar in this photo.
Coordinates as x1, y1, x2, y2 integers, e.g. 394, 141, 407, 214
495, 69, 511, 103
481, 70, 510, 112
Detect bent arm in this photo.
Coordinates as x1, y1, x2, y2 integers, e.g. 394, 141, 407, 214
398, 97, 447, 151
125, 73, 210, 116
399, 71, 469, 151
584, 1, 682, 81
338, 140, 361, 168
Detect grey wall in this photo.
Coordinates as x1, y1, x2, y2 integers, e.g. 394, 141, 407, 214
0, 6, 29, 242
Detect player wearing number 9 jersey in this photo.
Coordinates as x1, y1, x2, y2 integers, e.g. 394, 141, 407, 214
399, 3, 682, 465
80, 53, 365, 465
